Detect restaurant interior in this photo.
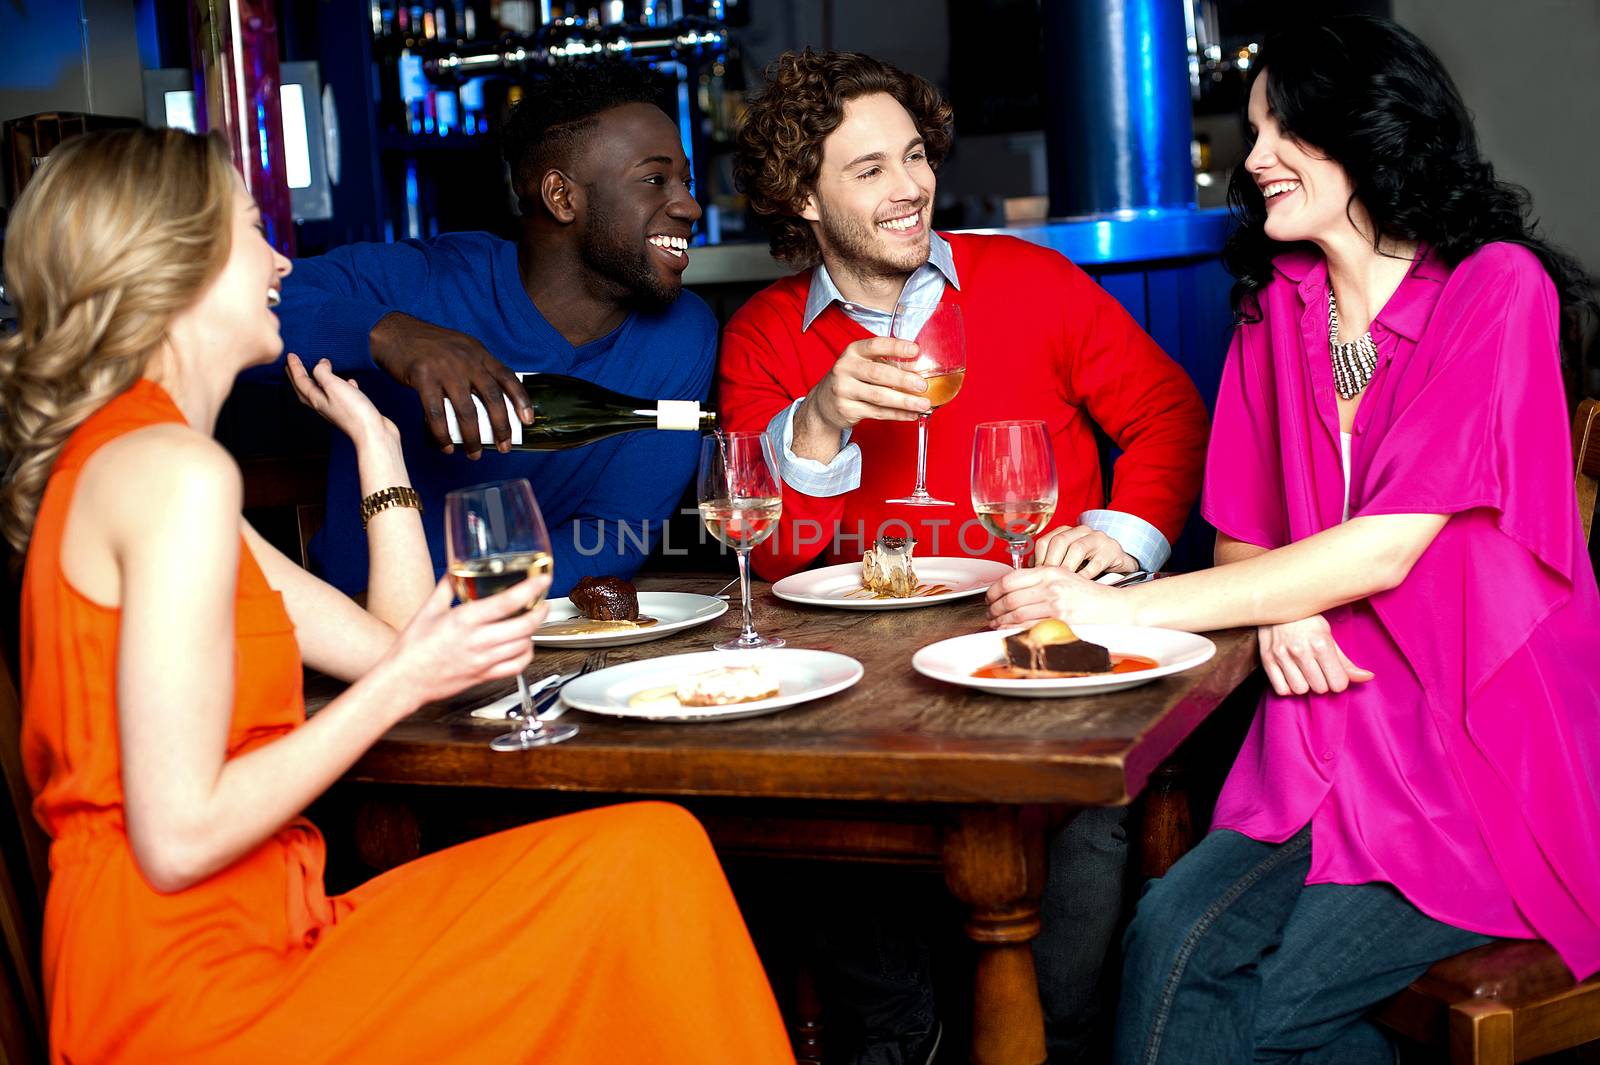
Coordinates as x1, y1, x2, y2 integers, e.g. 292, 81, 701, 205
0, 1, 1598, 1063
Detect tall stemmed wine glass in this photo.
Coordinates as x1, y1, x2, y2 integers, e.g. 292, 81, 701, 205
884, 301, 966, 506
971, 420, 1059, 569
443, 479, 576, 750
698, 432, 784, 650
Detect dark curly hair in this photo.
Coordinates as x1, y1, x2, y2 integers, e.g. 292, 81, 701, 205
735, 50, 954, 268
1224, 16, 1595, 364
499, 60, 670, 207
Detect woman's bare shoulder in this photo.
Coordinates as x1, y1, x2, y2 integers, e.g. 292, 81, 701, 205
78, 423, 241, 524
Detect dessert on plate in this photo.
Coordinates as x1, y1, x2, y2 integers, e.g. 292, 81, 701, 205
569, 576, 639, 621
861, 535, 918, 598
1003, 619, 1113, 677
675, 666, 781, 707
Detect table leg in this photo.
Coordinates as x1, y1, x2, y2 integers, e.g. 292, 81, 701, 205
943, 805, 1048, 1065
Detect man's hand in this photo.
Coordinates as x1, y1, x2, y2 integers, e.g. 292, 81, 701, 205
368, 312, 532, 457
791, 337, 929, 464
1033, 524, 1139, 579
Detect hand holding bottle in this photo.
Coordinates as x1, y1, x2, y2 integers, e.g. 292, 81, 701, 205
368, 311, 532, 457
443, 372, 716, 451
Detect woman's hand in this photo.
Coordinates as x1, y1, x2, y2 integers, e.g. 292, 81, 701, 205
1258, 615, 1374, 696
986, 565, 1135, 629
1033, 524, 1140, 578
286, 354, 398, 448
376, 573, 549, 711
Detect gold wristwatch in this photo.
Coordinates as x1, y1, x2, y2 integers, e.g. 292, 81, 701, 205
360, 485, 423, 528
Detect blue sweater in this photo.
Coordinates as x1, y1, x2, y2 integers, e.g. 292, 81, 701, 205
270, 232, 715, 597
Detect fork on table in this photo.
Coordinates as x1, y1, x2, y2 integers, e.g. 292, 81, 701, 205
530, 650, 609, 721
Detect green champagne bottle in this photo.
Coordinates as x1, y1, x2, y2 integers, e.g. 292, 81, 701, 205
443, 372, 717, 450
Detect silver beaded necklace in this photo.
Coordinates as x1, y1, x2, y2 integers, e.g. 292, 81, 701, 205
1327, 288, 1379, 400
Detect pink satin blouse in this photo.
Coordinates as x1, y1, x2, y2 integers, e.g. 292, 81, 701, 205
1203, 242, 1600, 979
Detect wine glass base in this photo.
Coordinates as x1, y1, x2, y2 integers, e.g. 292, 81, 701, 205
715, 634, 785, 651
885, 495, 955, 506
490, 722, 578, 750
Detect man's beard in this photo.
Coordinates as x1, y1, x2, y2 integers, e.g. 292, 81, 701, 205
816, 199, 930, 285
580, 196, 681, 312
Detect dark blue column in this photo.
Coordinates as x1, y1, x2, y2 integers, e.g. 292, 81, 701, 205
1042, 0, 1196, 216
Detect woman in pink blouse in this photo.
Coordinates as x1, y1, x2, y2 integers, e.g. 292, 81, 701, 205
988, 15, 1600, 1064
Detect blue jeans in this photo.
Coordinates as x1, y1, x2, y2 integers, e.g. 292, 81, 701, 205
1034, 805, 1130, 1063
1115, 827, 1494, 1065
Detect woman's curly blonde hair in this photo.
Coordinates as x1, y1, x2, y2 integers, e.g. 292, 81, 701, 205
0, 128, 235, 554
734, 50, 954, 268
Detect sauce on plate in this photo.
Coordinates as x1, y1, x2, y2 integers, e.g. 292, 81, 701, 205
843, 584, 956, 600
971, 653, 1159, 680
537, 616, 660, 636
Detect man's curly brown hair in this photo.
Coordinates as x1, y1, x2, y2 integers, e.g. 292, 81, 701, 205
734, 50, 954, 268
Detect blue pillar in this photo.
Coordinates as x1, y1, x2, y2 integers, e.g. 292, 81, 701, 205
1042, 0, 1196, 216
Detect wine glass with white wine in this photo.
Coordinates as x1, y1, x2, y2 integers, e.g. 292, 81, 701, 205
882, 301, 966, 506
971, 420, 1059, 569
698, 432, 784, 650
443, 479, 575, 749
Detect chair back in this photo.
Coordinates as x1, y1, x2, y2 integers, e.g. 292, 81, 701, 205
239, 456, 326, 569
0, 639, 47, 1063
1575, 398, 1600, 547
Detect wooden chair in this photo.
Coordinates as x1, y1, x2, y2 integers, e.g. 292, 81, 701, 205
1575, 397, 1599, 544
1370, 398, 1600, 1065
0, 636, 49, 1063
238, 455, 326, 569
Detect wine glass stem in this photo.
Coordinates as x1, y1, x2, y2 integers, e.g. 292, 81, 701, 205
736, 548, 758, 642
1009, 541, 1026, 569
912, 412, 932, 496
515, 665, 545, 741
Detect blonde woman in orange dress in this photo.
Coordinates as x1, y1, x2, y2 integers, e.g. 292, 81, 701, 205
0, 127, 792, 1064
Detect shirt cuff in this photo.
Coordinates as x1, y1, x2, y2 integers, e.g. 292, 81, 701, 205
768, 398, 862, 497
1078, 509, 1171, 571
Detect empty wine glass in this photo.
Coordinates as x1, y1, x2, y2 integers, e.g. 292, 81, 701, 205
443, 480, 576, 749
971, 420, 1059, 569
698, 432, 784, 650
883, 301, 965, 506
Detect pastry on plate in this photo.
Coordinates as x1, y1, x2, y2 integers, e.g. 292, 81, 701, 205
675, 665, 780, 707
861, 535, 918, 597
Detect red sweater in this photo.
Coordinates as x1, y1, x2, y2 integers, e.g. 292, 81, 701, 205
718, 233, 1210, 582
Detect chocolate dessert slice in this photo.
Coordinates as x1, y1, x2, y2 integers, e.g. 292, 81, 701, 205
1003, 619, 1111, 676
569, 576, 639, 621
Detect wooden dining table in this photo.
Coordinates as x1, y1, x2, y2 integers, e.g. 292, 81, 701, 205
315, 571, 1259, 1065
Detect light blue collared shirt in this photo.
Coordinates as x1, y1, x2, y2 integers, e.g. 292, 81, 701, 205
766, 232, 1171, 570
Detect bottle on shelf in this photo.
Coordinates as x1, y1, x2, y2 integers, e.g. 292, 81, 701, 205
443, 372, 718, 450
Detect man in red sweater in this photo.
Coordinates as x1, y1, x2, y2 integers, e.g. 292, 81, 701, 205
721, 50, 1210, 1064
721, 56, 1208, 587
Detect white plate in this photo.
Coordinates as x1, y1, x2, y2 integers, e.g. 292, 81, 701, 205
532, 592, 727, 648
912, 624, 1217, 697
771, 557, 1012, 611
559, 648, 864, 721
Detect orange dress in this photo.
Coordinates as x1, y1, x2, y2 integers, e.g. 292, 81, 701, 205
20, 379, 793, 1064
